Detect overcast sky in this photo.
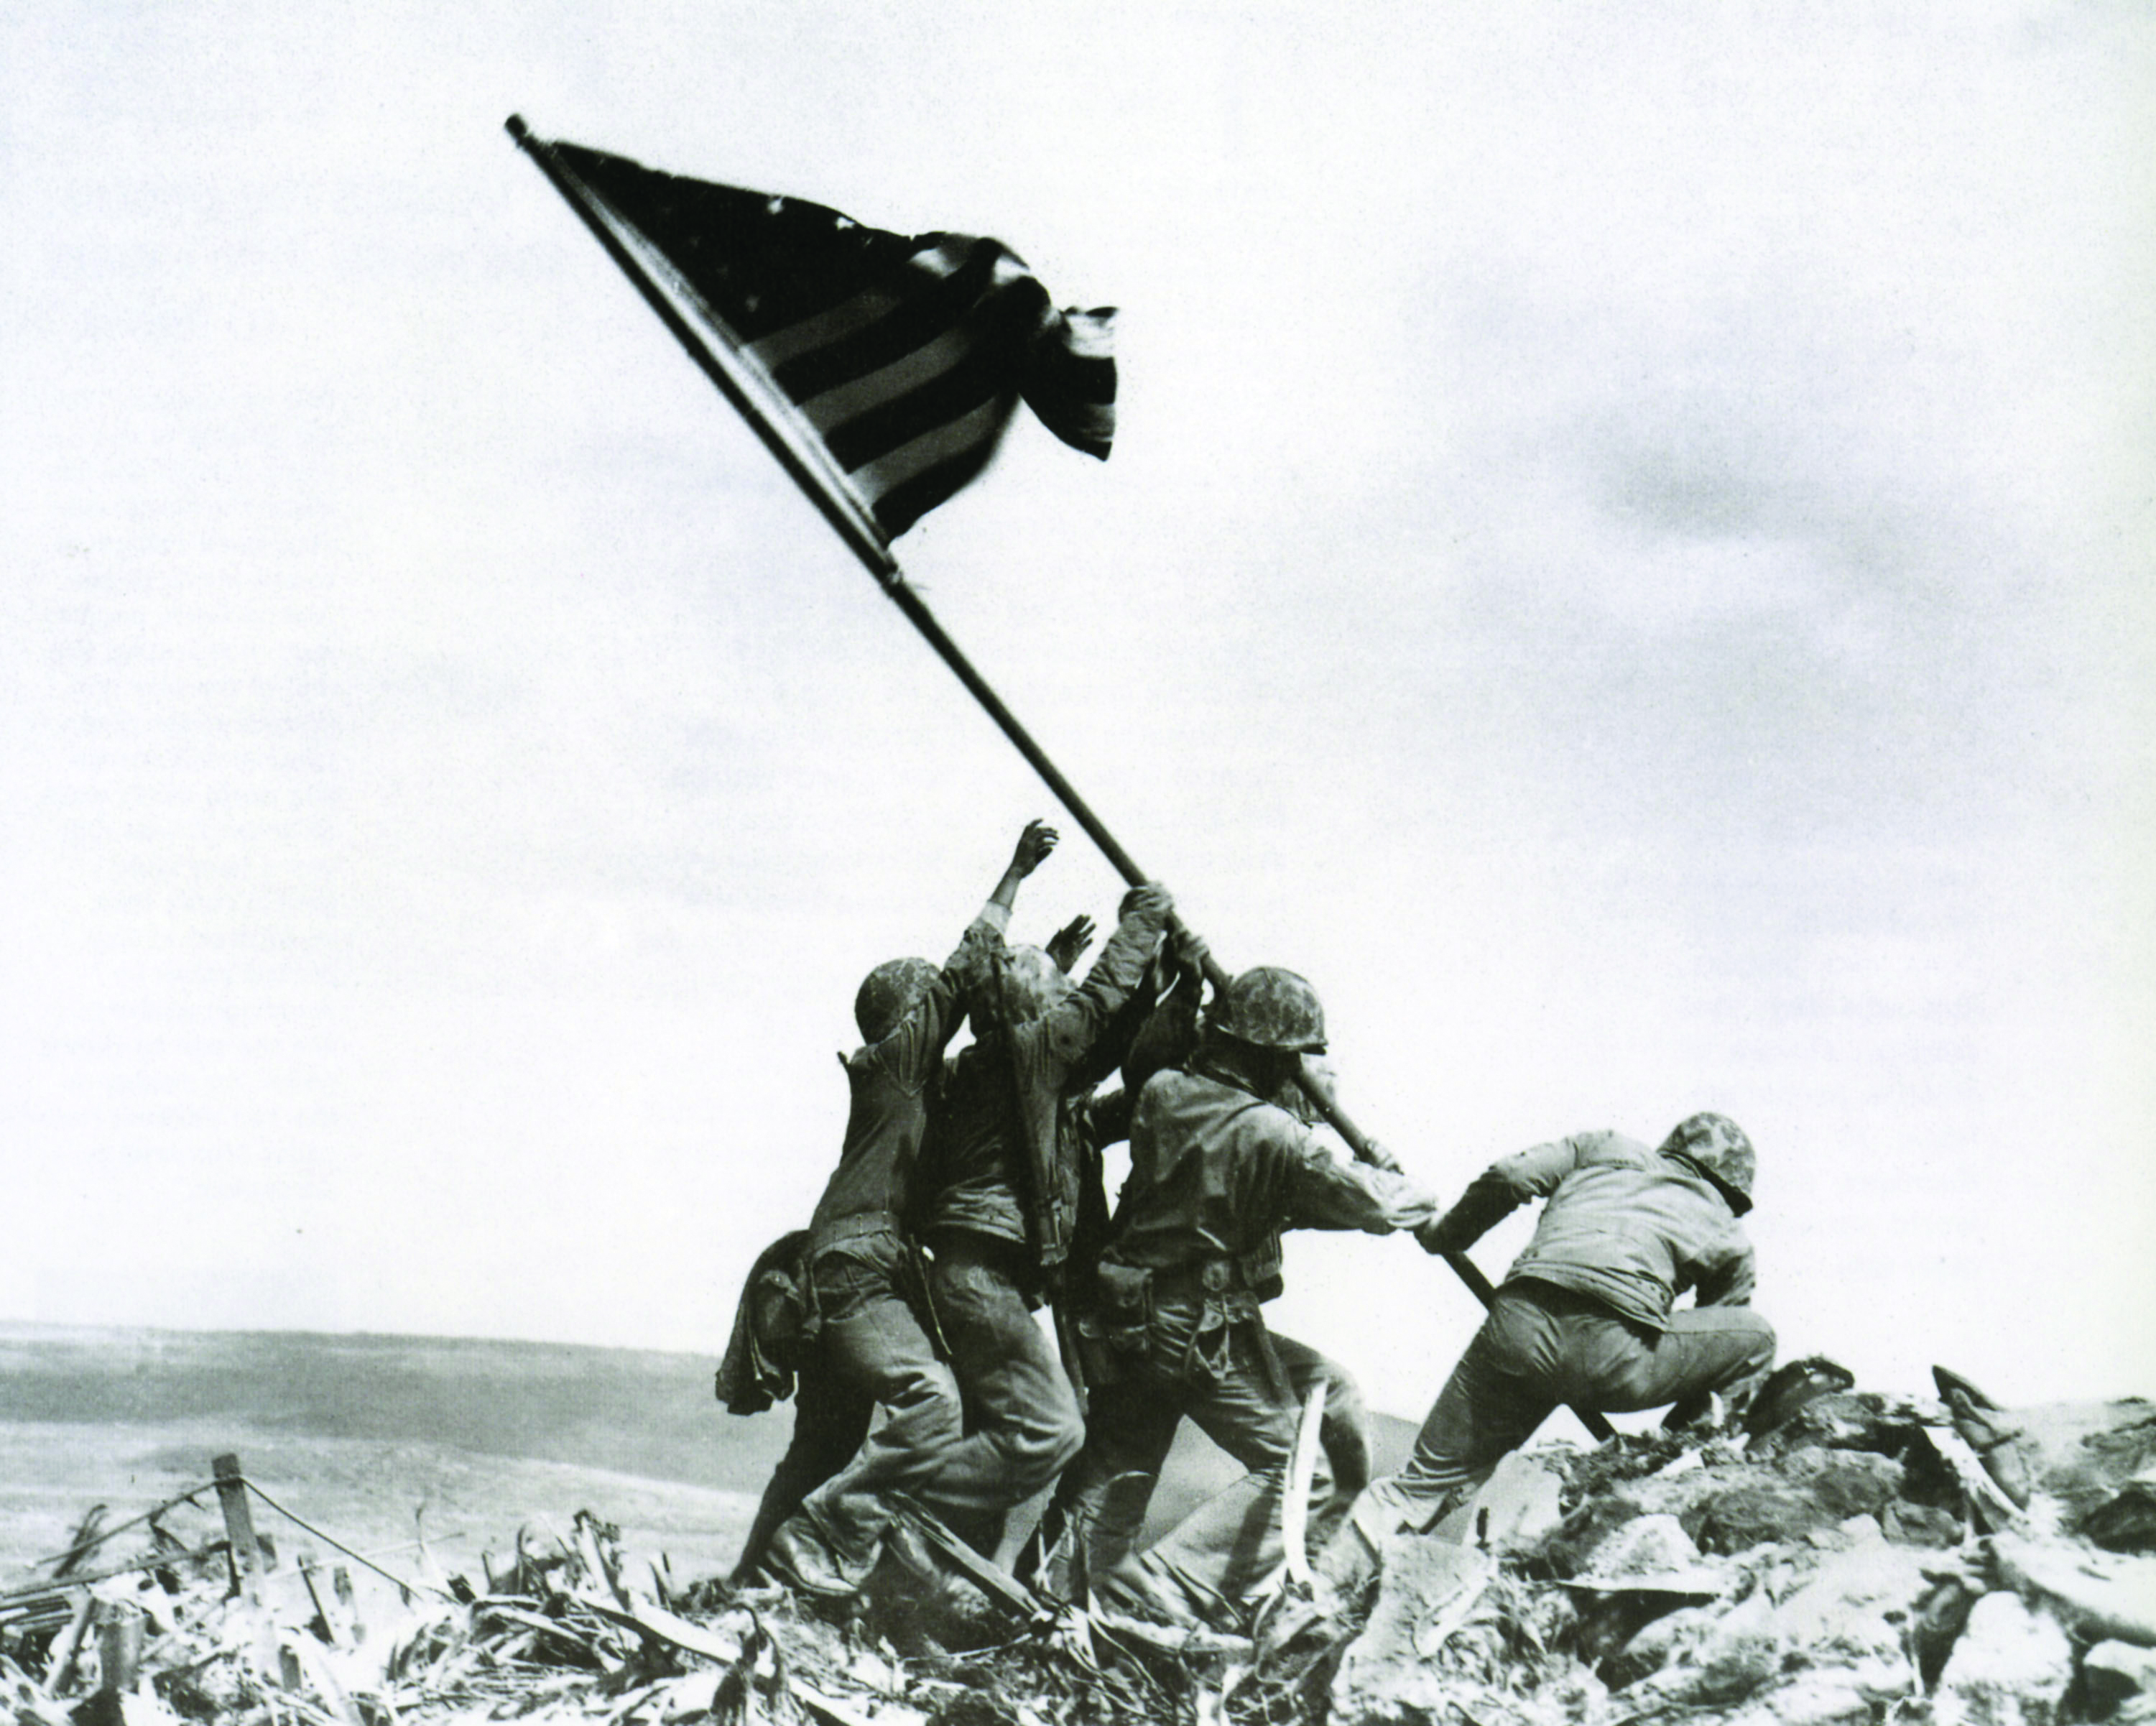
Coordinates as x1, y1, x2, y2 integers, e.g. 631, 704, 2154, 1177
3, 1, 2151, 1423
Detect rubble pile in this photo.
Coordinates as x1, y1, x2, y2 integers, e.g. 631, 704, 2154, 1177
1330, 1365, 2156, 1726
3, 1366, 2151, 1725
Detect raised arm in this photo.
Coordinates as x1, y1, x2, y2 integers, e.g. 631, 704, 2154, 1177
988, 818, 1058, 916
874, 823, 1058, 1084
1043, 882, 1173, 1064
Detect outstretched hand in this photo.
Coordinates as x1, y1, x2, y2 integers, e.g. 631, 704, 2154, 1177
1010, 819, 1059, 879
1045, 914, 1097, 974
1119, 882, 1173, 923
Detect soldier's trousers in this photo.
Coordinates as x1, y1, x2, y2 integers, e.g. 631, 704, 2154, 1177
733, 1360, 873, 1581
768, 1231, 968, 1585
1032, 1326, 1364, 1620
1275, 1334, 1372, 1520
1341, 1280, 1775, 1558
915, 1232, 1086, 1556
1046, 1309, 1333, 1629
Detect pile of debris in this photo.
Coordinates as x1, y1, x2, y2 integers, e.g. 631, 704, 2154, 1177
1328, 1363, 2156, 1726
3, 1367, 2151, 1725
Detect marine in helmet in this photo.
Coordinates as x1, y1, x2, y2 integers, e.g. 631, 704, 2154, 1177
889, 878, 1180, 1561
753, 820, 1058, 1596
1027, 966, 1440, 1630
1315, 1111, 1777, 1607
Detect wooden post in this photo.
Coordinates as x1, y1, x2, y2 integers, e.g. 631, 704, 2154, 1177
212, 1454, 263, 1597
96, 1602, 145, 1699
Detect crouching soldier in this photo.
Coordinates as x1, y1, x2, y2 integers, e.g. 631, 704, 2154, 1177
1032, 967, 1438, 1630
755, 821, 1056, 1596
1320, 1113, 1776, 1601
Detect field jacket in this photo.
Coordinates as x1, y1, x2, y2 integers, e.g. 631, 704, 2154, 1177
1426, 1129, 1756, 1332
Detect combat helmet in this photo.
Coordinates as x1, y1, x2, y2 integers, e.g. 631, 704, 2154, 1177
1211, 966, 1328, 1054
995, 944, 1075, 1026
854, 957, 940, 1045
1659, 1112, 1757, 1215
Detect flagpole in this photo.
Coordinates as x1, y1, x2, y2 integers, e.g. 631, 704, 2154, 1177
506, 117, 1611, 1439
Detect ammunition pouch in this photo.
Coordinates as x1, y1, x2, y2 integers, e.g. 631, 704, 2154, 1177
1151, 1254, 1287, 1396
1073, 1260, 1154, 1387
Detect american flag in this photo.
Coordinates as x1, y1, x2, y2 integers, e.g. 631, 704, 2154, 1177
544, 140, 1116, 545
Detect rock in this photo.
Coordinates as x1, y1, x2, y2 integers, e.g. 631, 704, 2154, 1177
2081, 1638, 2156, 1719
2004, 1400, 2156, 1528
1556, 1510, 1726, 1676
1936, 1367, 2007, 1410
1765, 1535, 1931, 1704
1330, 1536, 1495, 1723
1992, 1533, 2156, 1647
1753, 1389, 1934, 1459
1615, 1589, 1780, 1711
1529, 1493, 1640, 1579
1562, 1513, 1727, 1597
1685, 1449, 1905, 1554
1732, 1670, 1881, 1725
2085, 1482, 2156, 1555
1884, 1500, 1967, 1547
1464, 1451, 1565, 1553
1914, 1575, 1983, 1689
1946, 1388, 2037, 1508
1603, 1600, 1721, 1688
1933, 1590, 2075, 1726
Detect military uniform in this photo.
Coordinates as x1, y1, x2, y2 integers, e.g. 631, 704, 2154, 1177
757, 905, 1007, 1593
1038, 1061, 1437, 1627
902, 892, 1172, 1555
1343, 1121, 1776, 1557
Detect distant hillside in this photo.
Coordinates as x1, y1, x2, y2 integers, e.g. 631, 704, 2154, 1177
0, 1324, 1418, 1582
0, 1323, 777, 1492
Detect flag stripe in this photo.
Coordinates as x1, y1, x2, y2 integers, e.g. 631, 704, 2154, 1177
851, 395, 1010, 505
866, 441, 1012, 536
769, 242, 1007, 402
798, 327, 975, 433
746, 287, 902, 371
823, 338, 1018, 472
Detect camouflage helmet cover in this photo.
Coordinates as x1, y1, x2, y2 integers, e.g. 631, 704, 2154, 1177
1659, 1112, 1757, 1214
1212, 966, 1327, 1053
995, 944, 1077, 1027
854, 957, 940, 1045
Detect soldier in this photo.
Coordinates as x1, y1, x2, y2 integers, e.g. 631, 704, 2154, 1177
756, 821, 1058, 1596
714, 1229, 845, 1581
899, 880, 1178, 1558
1318, 1112, 1775, 1604
1030, 967, 1438, 1630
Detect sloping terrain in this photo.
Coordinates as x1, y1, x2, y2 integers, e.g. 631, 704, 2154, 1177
0, 1324, 1416, 1584
0, 1325, 779, 1585
5, 1339, 2153, 1724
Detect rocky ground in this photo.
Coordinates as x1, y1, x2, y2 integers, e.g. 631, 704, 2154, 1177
3, 1362, 2151, 1725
